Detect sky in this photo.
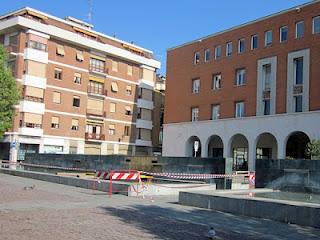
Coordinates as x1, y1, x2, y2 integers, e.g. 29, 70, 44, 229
0, 0, 312, 74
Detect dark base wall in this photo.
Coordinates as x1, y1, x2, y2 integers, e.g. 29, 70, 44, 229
256, 159, 320, 194
24, 154, 225, 175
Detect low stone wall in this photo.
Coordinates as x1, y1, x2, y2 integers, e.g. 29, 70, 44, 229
179, 191, 320, 228
0, 168, 129, 195
24, 154, 225, 174
256, 159, 320, 193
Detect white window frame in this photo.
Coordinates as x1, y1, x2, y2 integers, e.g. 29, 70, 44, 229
238, 38, 245, 53
212, 74, 221, 90
265, 30, 272, 46
295, 21, 304, 39
192, 78, 200, 94
226, 42, 232, 56
194, 52, 200, 64
215, 46, 221, 60
212, 105, 220, 120
280, 26, 288, 43
313, 16, 320, 34
235, 102, 245, 118
191, 107, 199, 122
204, 49, 210, 62
236, 69, 246, 86
251, 34, 258, 50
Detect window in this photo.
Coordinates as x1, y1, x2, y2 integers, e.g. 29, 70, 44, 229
51, 116, 59, 129
110, 102, 116, 113
313, 16, 320, 34
263, 64, 271, 90
212, 74, 221, 90
236, 69, 246, 86
265, 30, 272, 46
109, 124, 115, 135
191, 107, 199, 121
53, 91, 61, 104
235, 102, 245, 118
56, 44, 65, 56
238, 38, 245, 53
125, 106, 132, 115
126, 85, 132, 95
215, 46, 221, 59
88, 80, 103, 95
212, 105, 220, 120
111, 82, 119, 92
263, 100, 270, 115
71, 119, 79, 130
74, 73, 81, 84
294, 95, 303, 112
294, 57, 303, 85
112, 60, 118, 72
280, 26, 288, 43
194, 52, 200, 64
226, 42, 232, 56
54, 68, 62, 80
124, 126, 130, 136
76, 50, 84, 62
90, 58, 105, 73
192, 78, 200, 94
27, 40, 47, 52
127, 65, 133, 76
296, 21, 304, 38
73, 96, 80, 107
251, 35, 258, 50
204, 49, 210, 62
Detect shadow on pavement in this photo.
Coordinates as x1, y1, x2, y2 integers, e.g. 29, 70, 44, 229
99, 204, 320, 240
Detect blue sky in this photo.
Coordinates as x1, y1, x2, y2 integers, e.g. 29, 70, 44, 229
1, 0, 311, 74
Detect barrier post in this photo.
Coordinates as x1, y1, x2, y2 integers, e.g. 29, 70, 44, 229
109, 170, 113, 198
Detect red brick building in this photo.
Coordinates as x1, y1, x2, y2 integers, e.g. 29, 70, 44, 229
0, 7, 161, 161
163, 0, 320, 171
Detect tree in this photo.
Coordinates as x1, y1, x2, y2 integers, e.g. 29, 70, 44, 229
306, 139, 320, 160
0, 44, 20, 138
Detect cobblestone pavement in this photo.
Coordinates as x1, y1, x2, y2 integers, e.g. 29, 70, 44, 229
0, 173, 320, 240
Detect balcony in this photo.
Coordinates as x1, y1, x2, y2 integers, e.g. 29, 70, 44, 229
24, 48, 48, 64
89, 65, 108, 76
20, 100, 45, 115
87, 86, 105, 97
137, 98, 154, 110
5, 44, 19, 53
23, 74, 47, 89
86, 109, 106, 118
135, 139, 152, 147
136, 119, 153, 130
85, 132, 105, 141
19, 123, 43, 137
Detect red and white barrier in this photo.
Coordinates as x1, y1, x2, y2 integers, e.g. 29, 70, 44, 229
142, 172, 239, 180
111, 172, 140, 180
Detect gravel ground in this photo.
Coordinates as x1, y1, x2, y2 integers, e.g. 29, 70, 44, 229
0, 173, 319, 240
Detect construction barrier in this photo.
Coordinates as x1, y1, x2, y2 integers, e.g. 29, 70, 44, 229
108, 170, 141, 198
142, 172, 240, 180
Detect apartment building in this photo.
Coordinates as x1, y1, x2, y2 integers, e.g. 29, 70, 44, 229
0, 7, 161, 161
163, 0, 320, 171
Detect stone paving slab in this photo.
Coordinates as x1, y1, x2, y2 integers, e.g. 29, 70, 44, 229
0, 173, 320, 239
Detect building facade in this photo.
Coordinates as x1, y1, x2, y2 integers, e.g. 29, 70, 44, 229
0, 7, 161, 161
163, 1, 320, 171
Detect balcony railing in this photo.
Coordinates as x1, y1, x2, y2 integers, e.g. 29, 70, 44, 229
5, 44, 19, 53
19, 122, 42, 129
89, 65, 108, 74
87, 86, 104, 95
24, 95, 44, 103
86, 109, 106, 117
85, 132, 105, 140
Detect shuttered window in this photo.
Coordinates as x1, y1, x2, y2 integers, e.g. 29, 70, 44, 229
110, 102, 116, 113
108, 124, 115, 135
25, 86, 44, 100
25, 60, 46, 78
76, 50, 84, 61
24, 113, 42, 124
87, 98, 103, 111
71, 119, 79, 130
126, 85, 132, 95
111, 82, 118, 92
112, 60, 118, 72
51, 116, 59, 129
53, 91, 61, 104
127, 65, 133, 76
56, 44, 65, 56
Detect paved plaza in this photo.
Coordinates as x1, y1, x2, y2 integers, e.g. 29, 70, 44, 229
0, 173, 319, 240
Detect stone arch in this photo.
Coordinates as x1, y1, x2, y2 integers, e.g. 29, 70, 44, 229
229, 134, 249, 171
285, 131, 310, 159
185, 136, 202, 157
207, 135, 224, 158
256, 132, 278, 159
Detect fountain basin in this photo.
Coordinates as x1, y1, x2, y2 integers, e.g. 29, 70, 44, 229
179, 189, 320, 228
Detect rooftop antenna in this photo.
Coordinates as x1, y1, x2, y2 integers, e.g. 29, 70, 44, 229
87, 0, 93, 24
